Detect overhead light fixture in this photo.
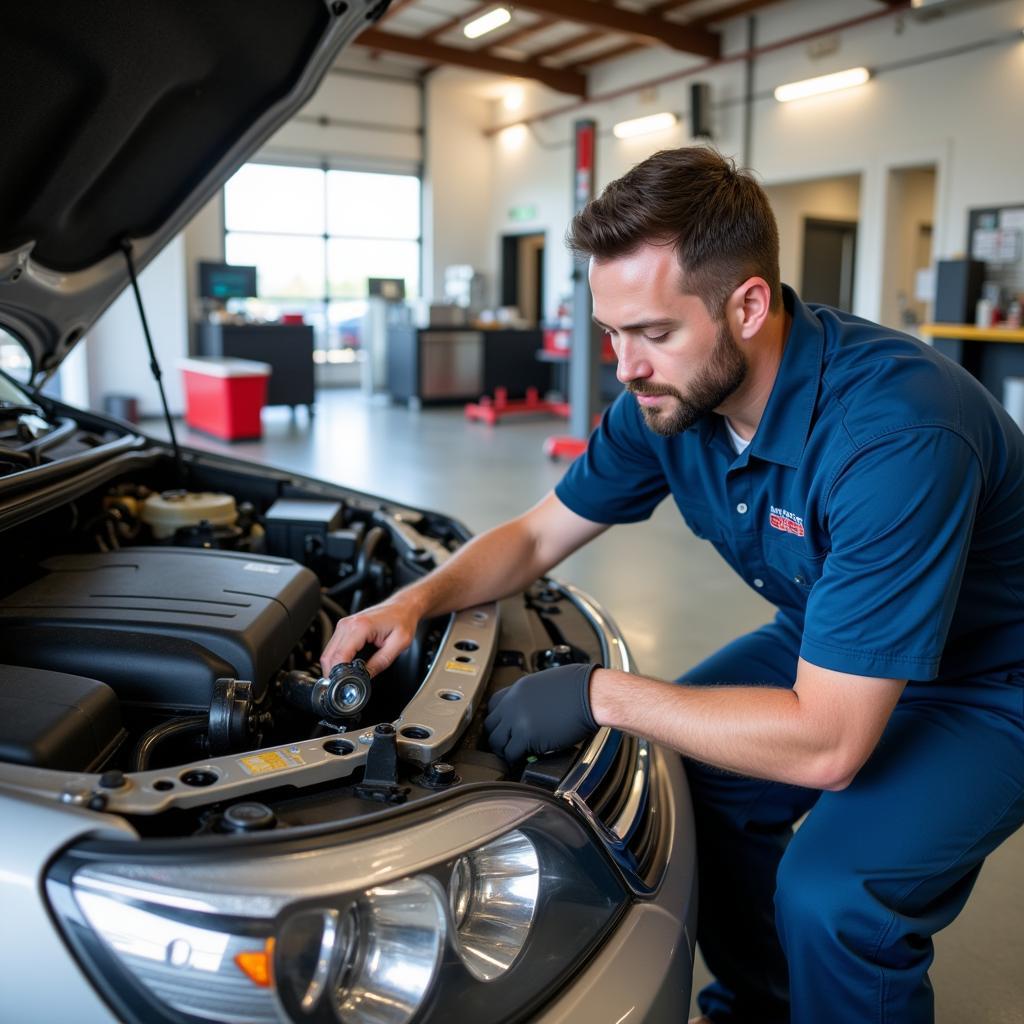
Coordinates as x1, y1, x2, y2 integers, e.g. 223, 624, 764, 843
774, 67, 871, 103
464, 7, 511, 39
499, 123, 528, 150
503, 86, 524, 111
612, 112, 678, 139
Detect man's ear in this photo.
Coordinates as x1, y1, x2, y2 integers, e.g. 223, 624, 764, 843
728, 277, 773, 340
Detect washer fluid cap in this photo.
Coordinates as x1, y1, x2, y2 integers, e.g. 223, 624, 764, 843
141, 491, 238, 540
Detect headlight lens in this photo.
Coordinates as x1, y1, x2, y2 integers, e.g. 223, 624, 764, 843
449, 830, 539, 981
276, 878, 445, 1024
47, 794, 629, 1024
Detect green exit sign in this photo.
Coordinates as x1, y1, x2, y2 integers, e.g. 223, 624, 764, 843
508, 204, 538, 222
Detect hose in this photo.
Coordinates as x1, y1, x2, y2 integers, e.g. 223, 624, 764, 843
326, 526, 385, 600
318, 609, 333, 652
320, 593, 348, 620
131, 714, 206, 772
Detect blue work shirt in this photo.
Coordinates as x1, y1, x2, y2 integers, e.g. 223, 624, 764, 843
556, 286, 1024, 683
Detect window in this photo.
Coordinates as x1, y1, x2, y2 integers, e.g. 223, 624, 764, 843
223, 163, 420, 353
0, 327, 32, 385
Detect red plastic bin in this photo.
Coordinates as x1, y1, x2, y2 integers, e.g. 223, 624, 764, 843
180, 357, 271, 441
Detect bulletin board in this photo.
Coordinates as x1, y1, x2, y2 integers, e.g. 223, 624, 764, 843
968, 204, 1024, 297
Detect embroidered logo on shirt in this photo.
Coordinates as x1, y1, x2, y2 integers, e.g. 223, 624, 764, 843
769, 506, 805, 537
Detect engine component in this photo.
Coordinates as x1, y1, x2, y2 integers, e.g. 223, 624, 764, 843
355, 722, 409, 804
208, 678, 270, 755
264, 497, 343, 565
0, 548, 320, 710
535, 644, 583, 670
328, 525, 392, 612
131, 714, 206, 772
282, 659, 372, 720
221, 801, 277, 833
415, 761, 459, 789
0, 665, 124, 771
141, 490, 238, 540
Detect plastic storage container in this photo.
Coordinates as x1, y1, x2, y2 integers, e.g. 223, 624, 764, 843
180, 356, 271, 441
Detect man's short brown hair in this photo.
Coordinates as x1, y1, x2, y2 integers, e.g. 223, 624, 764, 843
567, 146, 781, 317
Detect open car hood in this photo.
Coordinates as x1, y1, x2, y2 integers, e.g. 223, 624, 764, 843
0, 0, 388, 380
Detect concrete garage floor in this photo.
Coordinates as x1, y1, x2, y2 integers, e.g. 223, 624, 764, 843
147, 388, 1024, 1023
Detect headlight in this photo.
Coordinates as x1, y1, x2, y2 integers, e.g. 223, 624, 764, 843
276, 878, 446, 1024
449, 830, 539, 981
47, 793, 628, 1024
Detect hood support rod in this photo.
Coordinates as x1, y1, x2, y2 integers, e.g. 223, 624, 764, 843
120, 240, 186, 484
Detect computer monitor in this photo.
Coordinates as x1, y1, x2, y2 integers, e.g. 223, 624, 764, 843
367, 277, 406, 301
198, 262, 258, 300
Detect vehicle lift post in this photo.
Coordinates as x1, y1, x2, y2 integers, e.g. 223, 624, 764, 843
544, 119, 603, 461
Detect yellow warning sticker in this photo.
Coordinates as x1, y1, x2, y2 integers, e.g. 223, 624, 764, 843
445, 660, 477, 675
239, 748, 305, 776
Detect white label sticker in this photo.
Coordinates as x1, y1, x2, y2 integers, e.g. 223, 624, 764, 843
243, 562, 281, 575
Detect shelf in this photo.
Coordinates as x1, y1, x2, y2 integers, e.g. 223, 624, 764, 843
920, 323, 1024, 344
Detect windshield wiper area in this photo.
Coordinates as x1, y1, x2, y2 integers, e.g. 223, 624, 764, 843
0, 402, 45, 418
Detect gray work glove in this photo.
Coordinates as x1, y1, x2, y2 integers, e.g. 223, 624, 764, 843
485, 662, 600, 763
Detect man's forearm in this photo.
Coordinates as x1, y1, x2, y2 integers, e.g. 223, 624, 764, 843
589, 669, 847, 790
398, 518, 549, 619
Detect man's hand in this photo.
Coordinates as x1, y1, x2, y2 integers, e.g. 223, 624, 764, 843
321, 598, 421, 677
485, 662, 600, 763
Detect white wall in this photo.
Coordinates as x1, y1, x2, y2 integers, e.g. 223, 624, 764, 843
422, 68, 497, 304
477, 0, 1024, 324
81, 235, 188, 417
880, 167, 937, 329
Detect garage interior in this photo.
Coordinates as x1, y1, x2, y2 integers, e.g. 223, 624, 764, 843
8, 0, 1023, 1018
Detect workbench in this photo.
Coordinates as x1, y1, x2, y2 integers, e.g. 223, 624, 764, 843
919, 322, 1024, 399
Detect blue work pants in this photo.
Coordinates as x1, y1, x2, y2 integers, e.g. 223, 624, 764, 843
681, 615, 1024, 1024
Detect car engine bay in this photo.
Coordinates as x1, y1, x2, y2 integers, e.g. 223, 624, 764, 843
0, 437, 607, 837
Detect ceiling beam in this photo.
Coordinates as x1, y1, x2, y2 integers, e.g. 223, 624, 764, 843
531, 28, 606, 61
690, 0, 785, 28
510, 0, 721, 57
355, 28, 588, 96
377, 0, 419, 24
646, 0, 706, 13
424, 1, 490, 40
486, 16, 557, 50
571, 41, 646, 69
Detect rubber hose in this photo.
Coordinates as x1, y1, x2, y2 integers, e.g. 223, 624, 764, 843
327, 526, 385, 599
131, 714, 207, 772
318, 609, 333, 651
320, 593, 348, 620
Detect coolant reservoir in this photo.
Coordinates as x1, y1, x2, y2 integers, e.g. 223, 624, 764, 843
141, 491, 238, 540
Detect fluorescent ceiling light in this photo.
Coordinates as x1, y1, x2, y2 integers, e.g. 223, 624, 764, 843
774, 67, 871, 103
503, 86, 524, 111
464, 7, 511, 39
612, 112, 678, 139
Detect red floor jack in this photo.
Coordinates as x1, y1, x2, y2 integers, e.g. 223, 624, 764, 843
540, 328, 612, 459
464, 386, 569, 426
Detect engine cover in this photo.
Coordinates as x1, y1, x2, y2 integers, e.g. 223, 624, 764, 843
0, 548, 320, 710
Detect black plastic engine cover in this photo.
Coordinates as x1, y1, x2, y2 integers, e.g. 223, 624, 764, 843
0, 665, 124, 771
0, 548, 320, 710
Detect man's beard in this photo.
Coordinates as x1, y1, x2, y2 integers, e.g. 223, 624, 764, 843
627, 321, 747, 437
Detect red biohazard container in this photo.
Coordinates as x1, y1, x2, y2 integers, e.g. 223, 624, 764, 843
180, 357, 271, 441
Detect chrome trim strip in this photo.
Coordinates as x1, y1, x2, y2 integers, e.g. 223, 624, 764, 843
552, 582, 658, 895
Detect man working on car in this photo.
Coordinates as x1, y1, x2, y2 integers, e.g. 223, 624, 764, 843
323, 146, 1024, 1024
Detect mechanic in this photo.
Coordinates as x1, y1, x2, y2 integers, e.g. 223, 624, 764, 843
322, 146, 1024, 1024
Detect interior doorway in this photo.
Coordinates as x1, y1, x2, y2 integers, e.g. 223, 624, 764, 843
501, 232, 545, 326
763, 173, 861, 310
880, 165, 937, 329
802, 218, 858, 310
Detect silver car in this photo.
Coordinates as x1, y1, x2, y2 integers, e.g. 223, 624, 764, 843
0, 3, 695, 1022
